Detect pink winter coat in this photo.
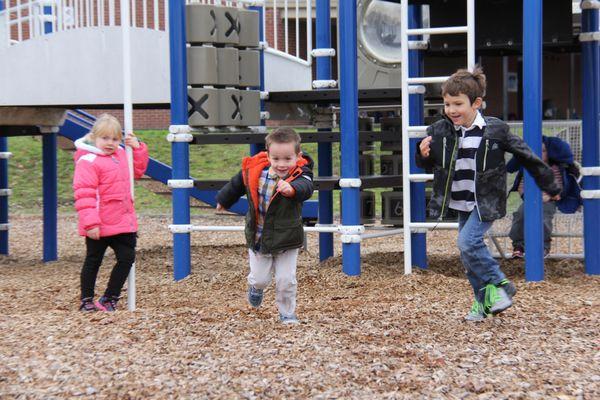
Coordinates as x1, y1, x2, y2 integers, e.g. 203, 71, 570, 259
73, 137, 149, 237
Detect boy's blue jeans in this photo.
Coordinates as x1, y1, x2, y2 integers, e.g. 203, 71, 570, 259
457, 208, 506, 303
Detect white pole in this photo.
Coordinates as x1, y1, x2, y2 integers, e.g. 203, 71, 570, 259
121, 0, 135, 311
467, 0, 475, 70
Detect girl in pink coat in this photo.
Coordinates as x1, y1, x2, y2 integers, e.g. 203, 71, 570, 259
73, 114, 149, 312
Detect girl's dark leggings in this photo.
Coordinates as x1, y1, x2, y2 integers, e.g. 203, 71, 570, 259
80, 232, 137, 300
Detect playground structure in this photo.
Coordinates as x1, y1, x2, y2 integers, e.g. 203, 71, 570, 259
0, 0, 599, 284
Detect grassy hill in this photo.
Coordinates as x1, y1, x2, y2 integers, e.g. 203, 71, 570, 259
4, 131, 345, 214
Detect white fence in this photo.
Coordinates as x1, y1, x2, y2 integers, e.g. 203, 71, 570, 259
1, 0, 315, 65
488, 120, 584, 259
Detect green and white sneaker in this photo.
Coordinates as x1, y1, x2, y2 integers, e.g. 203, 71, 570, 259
498, 279, 517, 299
484, 284, 513, 315
464, 300, 487, 322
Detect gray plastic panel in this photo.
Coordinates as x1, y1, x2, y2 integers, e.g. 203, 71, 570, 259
188, 88, 220, 127
380, 154, 402, 176
238, 90, 261, 126
215, 7, 239, 44
238, 50, 260, 88
381, 190, 403, 226
237, 9, 260, 48
219, 89, 242, 126
187, 46, 218, 85
186, 4, 218, 44
217, 48, 240, 86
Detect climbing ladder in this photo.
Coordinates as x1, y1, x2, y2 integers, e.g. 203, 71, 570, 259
400, 0, 475, 274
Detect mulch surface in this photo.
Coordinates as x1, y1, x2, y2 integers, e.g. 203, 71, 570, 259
1, 214, 598, 399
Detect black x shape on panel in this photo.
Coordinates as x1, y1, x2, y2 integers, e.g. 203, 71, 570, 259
224, 12, 239, 37
188, 94, 210, 119
209, 10, 217, 36
230, 94, 241, 120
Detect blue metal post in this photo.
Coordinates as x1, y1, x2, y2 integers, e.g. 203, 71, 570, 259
0, 136, 8, 255
338, 0, 360, 275
250, 5, 266, 156
169, 0, 191, 280
42, 133, 57, 262
43, 3, 53, 34
316, 0, 333, 261
522, 0, 544, 281
408, 5, 427, 269
581, 4, 600, 275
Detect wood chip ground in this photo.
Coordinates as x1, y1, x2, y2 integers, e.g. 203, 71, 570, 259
1, 214, 598, 399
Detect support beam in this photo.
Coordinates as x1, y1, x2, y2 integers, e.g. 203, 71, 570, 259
408, 4, 427, 269
42, 133, 58, 262
249, 4, 266, 156
338, 0, 360, 276
523, 0, 544, 281
581, 3, 600, 275
169, 0, 191, 281
0, 136, 8, 255
316, 0, 334, 261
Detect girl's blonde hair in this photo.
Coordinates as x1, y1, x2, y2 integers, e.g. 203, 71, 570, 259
87, 114, 123, 141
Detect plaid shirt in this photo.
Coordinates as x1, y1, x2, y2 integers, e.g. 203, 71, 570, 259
255, 167, 280, 244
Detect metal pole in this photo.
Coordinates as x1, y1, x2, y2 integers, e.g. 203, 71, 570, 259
523, 0, 544, 281
408, 4, 427, 269
0, 136, 8, 255
121, 0, 136, 310
169, 0, 191, 281
316, 0, 333, 261
400, 0, 412, 274
581, 3, 600, 275
41, 8, 57, 263
338, 0, 360, 276
250, 4, 266, 155
1, 0, 7, 255
42, 132, 58, 262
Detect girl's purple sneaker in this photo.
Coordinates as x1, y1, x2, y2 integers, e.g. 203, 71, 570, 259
79, 297, 98, 312
96, 295, 119, 312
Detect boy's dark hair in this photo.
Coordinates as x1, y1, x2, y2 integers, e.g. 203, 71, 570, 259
441, 66, 487, 104
265, 127, 302, 154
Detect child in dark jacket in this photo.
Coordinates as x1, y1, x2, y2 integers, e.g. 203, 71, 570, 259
216, 128, 314, 324
416, 67, 561, 322
507, 135, 581, 258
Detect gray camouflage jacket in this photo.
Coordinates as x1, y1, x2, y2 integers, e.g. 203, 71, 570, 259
415, 116, 561, 222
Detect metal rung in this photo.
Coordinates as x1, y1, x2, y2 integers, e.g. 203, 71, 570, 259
0, 223, 8, 231
409, 174, 433, 182
409, 222, 459, 232
169, 224, 351, 234
581, 166, 600, 176
580, 32, 600, 42
0, 189, 12, 196
407, 26, 468, 36
581, 0, 600, 10
407, 76, 450, 84
0, 152, 12, 159
581, 190, 600, 199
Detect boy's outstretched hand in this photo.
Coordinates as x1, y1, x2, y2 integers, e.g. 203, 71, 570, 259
277, 179, 295, 197
419, 136, 433, 158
